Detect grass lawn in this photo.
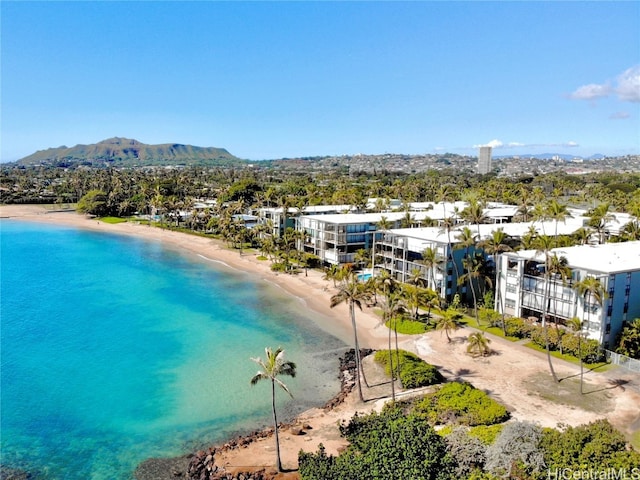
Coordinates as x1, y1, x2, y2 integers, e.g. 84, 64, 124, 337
386, 317, 434, 335
631, 430, 640, 451
98, 216, 127, 224
480, 324, 522, 342
524, 341, 613, 372
521, 372, 617, 413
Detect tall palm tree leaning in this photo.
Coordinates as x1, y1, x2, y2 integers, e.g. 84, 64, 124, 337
567, 317, 585, 395
574, 276, 606, 393
250, 347, 297, 473
534, 234, 560, 383
330, 273, 373, 401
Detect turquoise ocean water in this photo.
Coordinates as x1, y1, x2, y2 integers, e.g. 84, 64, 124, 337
0, 220, 346, 479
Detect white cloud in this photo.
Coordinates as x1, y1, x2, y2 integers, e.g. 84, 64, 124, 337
472, 140, 579, 150
474, 139, 504, 149
570, 83, 611, 100
615, 65, 640, 102
569, 65, 640, 103
609, 111, 630, 120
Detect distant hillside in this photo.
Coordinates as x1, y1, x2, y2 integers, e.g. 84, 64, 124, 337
16, 137, 244, 167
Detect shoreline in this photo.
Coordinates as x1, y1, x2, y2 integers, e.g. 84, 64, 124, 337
3, 204, 640, 480
0, 205, 390, 350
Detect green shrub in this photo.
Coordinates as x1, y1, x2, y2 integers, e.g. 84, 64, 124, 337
374, 350, 443, 389
504, 318, 531, 339
415, 382, 510, 426
270, 262, 287, 272
540, 419, 640, 471
299, 407, 456, 480
529, 324, 562, 350
468, 424, 504, 445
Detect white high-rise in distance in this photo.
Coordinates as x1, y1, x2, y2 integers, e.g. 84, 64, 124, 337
478, 146, 492, 174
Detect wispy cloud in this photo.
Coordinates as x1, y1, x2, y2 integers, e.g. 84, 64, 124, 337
569, 83, 611, 101
616, 66, 640, 102
569, 65, 640, 103
473, 139, 503, 148
609, 111, 631, 120
473, 140, 579, 149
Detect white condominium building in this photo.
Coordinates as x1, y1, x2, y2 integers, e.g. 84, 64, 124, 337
494, 241, 640, 348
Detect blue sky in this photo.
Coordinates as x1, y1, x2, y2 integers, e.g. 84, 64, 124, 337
2, 1, 639, 162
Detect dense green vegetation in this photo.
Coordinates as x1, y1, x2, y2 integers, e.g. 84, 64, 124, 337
299, 389, 639, 479
616, 318, 640, 359
14, 137, 241, 168
374, 349, 443, 389
414, 382, 510, 426
299, 406, 456, 480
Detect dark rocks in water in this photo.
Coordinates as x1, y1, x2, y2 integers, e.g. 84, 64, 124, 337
323, 348, 374, 411
186, 449, 269, 479
0, 466, 34, 480
134, 455, 191, 480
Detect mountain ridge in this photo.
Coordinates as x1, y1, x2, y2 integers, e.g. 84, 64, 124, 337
15, 137, 243, 167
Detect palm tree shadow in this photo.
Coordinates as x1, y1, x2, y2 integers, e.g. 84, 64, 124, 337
364, 394, 390, 403
453, 368, 476, 379
584, 378, 629, 394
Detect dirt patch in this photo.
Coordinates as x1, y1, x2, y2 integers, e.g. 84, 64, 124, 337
521, 372, 615, 413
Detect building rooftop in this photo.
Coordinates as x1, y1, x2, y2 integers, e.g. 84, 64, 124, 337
508, 241, 640, 274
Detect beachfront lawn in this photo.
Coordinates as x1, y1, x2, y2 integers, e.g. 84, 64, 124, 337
476, 322, 522, 342
98, 216, 127, 224
386, 317, 433, 335
523, 341, 613, 371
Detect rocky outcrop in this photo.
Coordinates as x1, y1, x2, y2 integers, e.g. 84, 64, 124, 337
323, 348, 373, 410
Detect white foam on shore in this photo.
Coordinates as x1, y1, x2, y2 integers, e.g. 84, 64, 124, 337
196, 253, 240, 271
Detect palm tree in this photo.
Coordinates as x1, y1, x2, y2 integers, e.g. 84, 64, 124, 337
250, 347, 297, 472
382, 291, 407, 402
466, 332, 492, 357
435, 307, 462, 342
479, 228, 513, 335
330, 273, 373, 401
407, 267, 427, 289
574, 277, 606, 371
572, 227, 592, 246
534, 234, 560, 382
458, 253, 492, 327
460, 198, 488, 238
439, 216, 460, 284
567, 317, 585, 394
419, 246, 443, 291
546, 253, 571, 353
621, 219, 640, 241
545, 199, 572, 247
587, 203, 616, 244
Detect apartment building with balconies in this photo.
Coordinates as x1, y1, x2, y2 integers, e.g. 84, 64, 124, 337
495, 241, 640, 348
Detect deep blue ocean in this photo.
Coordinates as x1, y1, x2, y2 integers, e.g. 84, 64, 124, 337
0, 220, 346, 479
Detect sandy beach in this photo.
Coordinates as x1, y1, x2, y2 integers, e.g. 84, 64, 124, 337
3, 204, 639, 479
